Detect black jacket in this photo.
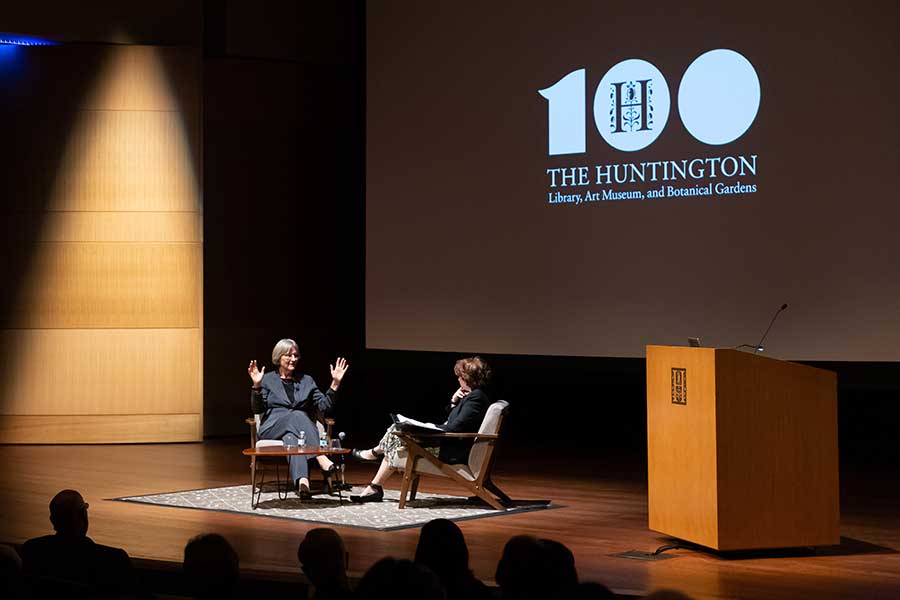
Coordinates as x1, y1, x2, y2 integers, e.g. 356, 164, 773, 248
22, 534, 136, 594
437, 387, 491, 464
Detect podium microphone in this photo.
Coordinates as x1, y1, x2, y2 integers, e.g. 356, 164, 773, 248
749, 303, 789, 353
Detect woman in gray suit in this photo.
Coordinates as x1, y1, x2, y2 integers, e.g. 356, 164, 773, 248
248, 339, 349, 498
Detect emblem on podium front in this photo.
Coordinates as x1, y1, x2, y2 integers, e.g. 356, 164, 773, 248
671, 367, 687, 405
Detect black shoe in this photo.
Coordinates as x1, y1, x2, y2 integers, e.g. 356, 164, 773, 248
351, 448, 381, 463
350, 484, 384, 503
321, 463, 337, 493
294, 479, 313, 500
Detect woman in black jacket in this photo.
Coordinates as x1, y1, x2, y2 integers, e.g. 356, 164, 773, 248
350, 356, 492, 503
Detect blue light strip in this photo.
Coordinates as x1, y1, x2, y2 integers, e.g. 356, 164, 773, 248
0, 34, 58, 46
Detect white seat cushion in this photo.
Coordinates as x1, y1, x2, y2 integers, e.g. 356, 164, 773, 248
256, 439, 284, 448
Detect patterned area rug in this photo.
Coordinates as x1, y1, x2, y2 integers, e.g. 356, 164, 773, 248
112, 485, 554, 531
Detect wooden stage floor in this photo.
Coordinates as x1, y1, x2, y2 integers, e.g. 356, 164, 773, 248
1, 439, 898, 599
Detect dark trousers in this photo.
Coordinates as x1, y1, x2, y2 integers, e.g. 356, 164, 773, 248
260, 409, 320, 482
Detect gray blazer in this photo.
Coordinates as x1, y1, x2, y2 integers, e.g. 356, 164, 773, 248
251, 371, 335, 442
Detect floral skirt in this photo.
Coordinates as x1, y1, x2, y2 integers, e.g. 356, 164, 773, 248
378, 424, 438, 465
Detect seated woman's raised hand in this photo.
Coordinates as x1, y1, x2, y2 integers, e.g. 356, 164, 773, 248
248, 359, 265, 387
450, 387, 467, 406
329, 357, 349, 390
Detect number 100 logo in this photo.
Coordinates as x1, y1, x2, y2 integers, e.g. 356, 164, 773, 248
539, 49, 760, 154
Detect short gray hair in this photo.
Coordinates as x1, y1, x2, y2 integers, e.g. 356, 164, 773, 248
272, 338, 299, 365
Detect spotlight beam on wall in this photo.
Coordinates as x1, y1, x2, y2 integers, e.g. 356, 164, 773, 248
0, 43, 203, 443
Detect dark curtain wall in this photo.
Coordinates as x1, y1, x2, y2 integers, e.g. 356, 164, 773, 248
202, 1, 364, 436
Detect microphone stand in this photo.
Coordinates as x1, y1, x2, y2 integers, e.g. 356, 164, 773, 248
736, 303, 789, 354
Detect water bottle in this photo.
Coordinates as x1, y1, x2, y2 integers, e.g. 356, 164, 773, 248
319, 428, 328, 449
298, 430, 306, 448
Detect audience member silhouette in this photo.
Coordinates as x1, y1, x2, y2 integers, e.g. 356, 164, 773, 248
297, 528, 352, 600
183, 533, 239, 600
356, 557, 445, 600
0, 544, 25, 600
495, 535, 579, 600
540, 538, 578, 593
495, 535, 543, 600
414, 519, 491, 600
14, 495, 621, 600
21, 489, 136, 597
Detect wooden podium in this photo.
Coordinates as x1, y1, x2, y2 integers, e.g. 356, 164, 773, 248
646, 345, 839, 550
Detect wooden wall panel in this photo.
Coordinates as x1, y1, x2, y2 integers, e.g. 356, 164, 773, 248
0, 43, 199, 113
79, 45, 190, 112
1, 44, 203, 443
49, 110, 200, 213
0, 329, 201, 415
8, 243, 201, 329
4, 212, 202, 243
0, 414, 202, 444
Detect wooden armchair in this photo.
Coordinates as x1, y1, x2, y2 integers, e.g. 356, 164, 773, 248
390, 400, 511, 509
245, 414, 336, 508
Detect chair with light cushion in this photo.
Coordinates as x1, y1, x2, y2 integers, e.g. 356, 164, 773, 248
390, 400, 512, 509
245, 414, 335, 507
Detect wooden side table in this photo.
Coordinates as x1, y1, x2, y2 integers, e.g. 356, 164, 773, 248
242, 446, 352, 508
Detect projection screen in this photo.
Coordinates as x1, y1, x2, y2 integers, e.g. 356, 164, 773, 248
366, 1, 900, 361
